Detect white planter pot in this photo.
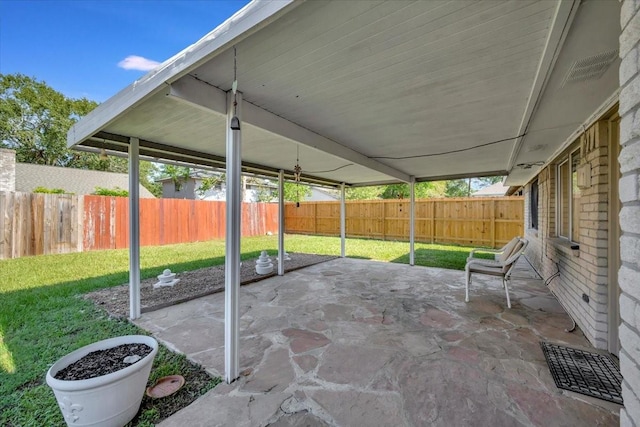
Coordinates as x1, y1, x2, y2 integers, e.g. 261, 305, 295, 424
46, 335, 158, 427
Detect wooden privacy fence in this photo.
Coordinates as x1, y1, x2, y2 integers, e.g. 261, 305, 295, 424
82, 196, 278, 250
0, 192, 82, 259
285, 197, 524, 248
0, 192, 279, 259
1, 192, 522, 259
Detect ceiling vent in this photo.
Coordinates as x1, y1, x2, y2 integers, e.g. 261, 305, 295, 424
561, 49, 618, 88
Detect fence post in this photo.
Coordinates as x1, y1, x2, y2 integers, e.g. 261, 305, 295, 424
382, 200, 386, 241
431, 201, 436, 244
491, 199, 496, 248
314, 202, 318, 234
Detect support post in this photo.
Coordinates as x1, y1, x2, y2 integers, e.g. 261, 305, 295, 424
278, 169, 285, 276
225, 91, 242, 384
128, 137, 141, 320
490, 199, 496, 248
409, 176, 415, 266
340, 183, 346, 258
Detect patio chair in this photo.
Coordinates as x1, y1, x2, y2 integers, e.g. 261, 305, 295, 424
467, 235, 520, 262
464, 238, 529, 309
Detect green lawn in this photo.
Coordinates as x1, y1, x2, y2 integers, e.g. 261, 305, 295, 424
0, 234, 489, 426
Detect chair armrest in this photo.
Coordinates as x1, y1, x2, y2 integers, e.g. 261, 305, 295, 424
466, 258, 505, 268
502, 249, 525, 267
469, 248, 502, 257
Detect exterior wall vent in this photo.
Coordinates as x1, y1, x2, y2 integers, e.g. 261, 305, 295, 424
561, 49, 619, 88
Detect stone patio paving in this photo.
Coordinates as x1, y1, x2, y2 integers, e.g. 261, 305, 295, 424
134, 258, 620, 426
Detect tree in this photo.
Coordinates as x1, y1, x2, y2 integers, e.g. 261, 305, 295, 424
345, 186, 384, 200
444, 176, 504, 197
476, 176, 503, 187
445, 179, 472, 197
0, 73, 98, 166
157, 164, 191, 196
273, 182, 312, 203
195, 173, 225, 198
380, 182, 447, 199
0, 73, 162, 197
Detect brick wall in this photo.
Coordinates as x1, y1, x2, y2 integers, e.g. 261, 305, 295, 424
0, 149, 16, 192
524, 118, 612, 350
619, 1, 640, 424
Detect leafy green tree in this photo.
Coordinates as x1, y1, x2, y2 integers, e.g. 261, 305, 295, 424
138, 162, 162, 197
380, 182, 447, 199
0, 73, 98, 166
273, 182, 312, 203
346, 186, 383, 200
0, 73, 162, 197
444, 177, 504, 197
445, 178, 472, 197
255, 185, 276, 202
158, 165, 191, 192
476, 176, 503, 186
381, 184, 409, 199
196, 173, 225, 197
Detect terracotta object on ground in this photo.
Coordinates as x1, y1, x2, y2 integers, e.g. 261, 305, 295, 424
146, 375, 185, 398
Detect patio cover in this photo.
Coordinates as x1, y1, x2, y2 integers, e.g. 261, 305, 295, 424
66, 0, 622, 383
67, 0, 620, 188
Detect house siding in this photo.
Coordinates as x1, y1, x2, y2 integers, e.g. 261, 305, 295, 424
523, 118, 612, 350
161, 178, 199, 199
619, 1, 640, 424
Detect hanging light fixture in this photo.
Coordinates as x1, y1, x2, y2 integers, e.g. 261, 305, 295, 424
230, 47, 240, 131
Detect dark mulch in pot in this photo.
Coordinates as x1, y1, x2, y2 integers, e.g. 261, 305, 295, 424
54, 343, 153, 380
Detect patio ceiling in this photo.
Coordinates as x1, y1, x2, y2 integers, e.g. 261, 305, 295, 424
68, 0, 621, 187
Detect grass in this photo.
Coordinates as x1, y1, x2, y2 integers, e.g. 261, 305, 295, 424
0, 234, 490, 426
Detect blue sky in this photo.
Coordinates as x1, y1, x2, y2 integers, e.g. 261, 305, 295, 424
1, 0, 250, 102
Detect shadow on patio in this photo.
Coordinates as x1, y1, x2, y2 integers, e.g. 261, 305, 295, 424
134, 257, 620, 426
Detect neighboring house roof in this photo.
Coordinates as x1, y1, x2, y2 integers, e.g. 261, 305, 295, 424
15, 163, 155, 198
307, 187, 339, 201
471, 182, 508, 197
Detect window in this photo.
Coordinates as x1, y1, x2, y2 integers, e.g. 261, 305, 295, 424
530, 180, 538, 230
557, 149, 581, 242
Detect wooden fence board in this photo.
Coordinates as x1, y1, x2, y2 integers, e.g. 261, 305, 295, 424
82, 197, 278, 251
0, 192, 81, 259
285, 197, 523, 248
1, 192, 522, 259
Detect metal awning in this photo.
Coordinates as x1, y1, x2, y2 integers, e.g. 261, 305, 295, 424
67, 0, 623, 384
68, 0, 621, 187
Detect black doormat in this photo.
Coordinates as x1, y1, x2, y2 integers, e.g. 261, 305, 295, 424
540, 342, 623, 404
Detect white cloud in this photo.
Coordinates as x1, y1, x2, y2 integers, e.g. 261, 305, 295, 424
117, 55, 160, 71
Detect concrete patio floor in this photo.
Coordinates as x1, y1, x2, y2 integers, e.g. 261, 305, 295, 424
134, 258, 620, 426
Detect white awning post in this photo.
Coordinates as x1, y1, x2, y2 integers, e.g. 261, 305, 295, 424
340, 183, 346, 258
409, 176, 415, 266
128, 137, 141, 320
278, 169, 285, 276
225, 91, 242, 384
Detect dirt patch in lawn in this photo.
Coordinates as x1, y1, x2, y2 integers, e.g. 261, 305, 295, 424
85, 253, 337, 318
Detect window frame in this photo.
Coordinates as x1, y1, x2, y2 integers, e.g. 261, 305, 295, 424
556, 148, 581, 243
530, 180, 538, 230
